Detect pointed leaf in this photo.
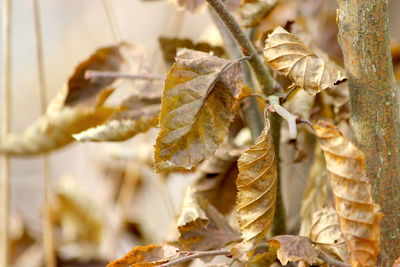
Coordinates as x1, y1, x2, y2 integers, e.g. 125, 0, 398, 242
314, 121, 381, 267
268, 235, 319, 265
236, 120, 277, 249
73, 94, 161, 142
178, 186, 241, 251
154, 49, 250, 172
263, 27, 347, 95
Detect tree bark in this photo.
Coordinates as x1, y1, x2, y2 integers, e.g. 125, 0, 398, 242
336, 0, 400, 265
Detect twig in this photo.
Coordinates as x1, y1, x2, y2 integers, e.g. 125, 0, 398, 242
85, 70, 165, 80
0, 0, 13, 266
268, 96, 297, 139
160, 249, 231, 267
33, 1, 56, 267
102, 0, 121, 42
206, 0, 279, 96
318, 249, 351, 267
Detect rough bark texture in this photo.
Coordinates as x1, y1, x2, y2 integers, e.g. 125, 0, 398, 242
336, 0, 400, 265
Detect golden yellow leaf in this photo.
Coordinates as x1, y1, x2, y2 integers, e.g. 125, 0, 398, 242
159, 37, 225, 64
314, 121, 381, 267
154, 49, 250, 172
236, 120, 277, 249
239, 0, 277, 27
73, 94, 161, 142
268, 235, 319, 265
106, 244, 178, 267
177, 186, 241, 251
263, 27, 347, 95
309, 208, 349, 262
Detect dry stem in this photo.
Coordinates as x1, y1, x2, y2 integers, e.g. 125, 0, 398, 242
160, 249, 231, 267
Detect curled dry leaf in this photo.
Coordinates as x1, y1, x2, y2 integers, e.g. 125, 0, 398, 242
177, 186, 241, 251
309, 208, 348, 262
263, 27, 347, 95
299, 146, 327, 236
0, 43, 141, 155
314, 121, 381, 267
239, 0, 277, 27
193, 144, 240, 214
154, 49, 250, 172
268, 235, 319, 265
236, 120, 277, 249
159, 37, 225, 64
73, 94, 161, 142
106, 244, 178, 267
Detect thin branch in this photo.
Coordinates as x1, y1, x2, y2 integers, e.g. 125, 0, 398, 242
160, 249, 231, 267
268, 96, 297, 139
102, 0, 121, 42
206, 0, 280, 96
85, 70, 165, 80
318, 250, 351, 267
33, 1, 56, 267
0, 0, 13, 266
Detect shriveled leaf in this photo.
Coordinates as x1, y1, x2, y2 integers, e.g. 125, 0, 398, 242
66, 42, 141, 108
178, 186, 241, 251
239, 0, 277, 27
159, 37, 225, 64
268, 235, 319, 265
0, 88, 114, 156
263, 27, 347, 95
309, 208, 348, 262
154, 49, 250, 172
193, 144, 240, 214
314, 121, 381, 267
247, 243, 278, 267
106, 244, 178, 267
236, 120, 277, 249
73, 94, 161, 142
299, 146, 327, 236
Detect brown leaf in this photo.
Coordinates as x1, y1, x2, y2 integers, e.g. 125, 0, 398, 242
178, 186, 241, 251
263, 27, 347, 95
239, 0, 277, 27
309, 208, 348, 262
393, 258, 400, 267
0, 87, 114, 156
106, 244, 178, 267
73, 94, 161, 142
268, 235, 319, 265
193, 144, 240, 214
236, 120, 277, 249
159, 37, 226, 64
66, 42, 141, 108
154, 49, 250, 172
314, 121, 382, 267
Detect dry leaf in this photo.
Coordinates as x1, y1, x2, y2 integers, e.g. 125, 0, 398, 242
393, 258, 400, 267
154, 49, 250, 172
178, 186, 241, 251
314, 121, 381, 267
0, 87, 114, 155
309, 208, 348, 262
73, 94, 161, 142
106, 244, 178, 267
239, 0, 277, 27
268, 235, 319, 265
236, 120, 277, 249
263, 27, 347, 95
299, 146, 327, 236
168, 0, 206, 13
159, 37, 225, 64
193, 144, 240, 214
0, 43, 143, 155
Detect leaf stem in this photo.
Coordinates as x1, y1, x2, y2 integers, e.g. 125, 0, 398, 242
160, 249, 231, 267
206, 0, 279, 96
318, 249, 351, 267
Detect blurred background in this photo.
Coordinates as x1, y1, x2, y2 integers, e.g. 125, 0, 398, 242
0, 0, 399, 266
